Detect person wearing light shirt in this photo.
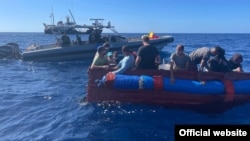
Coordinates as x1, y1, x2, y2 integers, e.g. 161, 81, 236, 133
112, 45, 135, 74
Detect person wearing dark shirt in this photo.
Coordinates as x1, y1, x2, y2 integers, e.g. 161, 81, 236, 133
135, 35, 160, 69
228, 53, 243, 72
89, 30, 102, 43
61, 33, 71, 46
76, 34, 82, 45
208, 47, 230, 72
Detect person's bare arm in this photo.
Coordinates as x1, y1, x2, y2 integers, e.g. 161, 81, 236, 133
90, 56, 109, 70
90, 64, 109, 70
199, 59, 206, 71
233, 67, 243, 72
135, 56, 141, 69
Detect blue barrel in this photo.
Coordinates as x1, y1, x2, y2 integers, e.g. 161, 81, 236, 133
113, 74, 140, 89
163, 77, 225, 94
140, 75, 154, 90
233, 80, 250, 94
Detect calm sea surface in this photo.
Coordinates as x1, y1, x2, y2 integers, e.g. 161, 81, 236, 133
1, 33, 250, 141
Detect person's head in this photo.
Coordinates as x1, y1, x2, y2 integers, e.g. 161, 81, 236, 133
176, 44, 184, 55
122, 45, 132, 55
141, 35, 150, 45
103, 42, 110, 49
213, 46, 226, 59
97, 46, 108, 56
210, 45, 222, 56
231, 53, 243, 65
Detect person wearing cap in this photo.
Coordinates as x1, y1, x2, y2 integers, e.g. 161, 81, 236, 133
102, 42, 119, 64
90, 46, 109, 70
228, 53, 243, 72
112, 45, 135, 74
108, 51, 119, 66
135, 35, 160, 69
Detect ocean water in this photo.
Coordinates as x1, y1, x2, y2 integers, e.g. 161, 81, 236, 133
1, 33, 250, 141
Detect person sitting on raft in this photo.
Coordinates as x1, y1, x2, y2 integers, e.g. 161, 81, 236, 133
112, 45, 135, 74
170, 44, 190, 83
107, 51, 119, 67
90, 46, 109, 70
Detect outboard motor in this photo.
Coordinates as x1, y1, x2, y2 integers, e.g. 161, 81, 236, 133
0, 43, 22, 59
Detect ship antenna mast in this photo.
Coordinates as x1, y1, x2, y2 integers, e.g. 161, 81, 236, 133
50, 7, 54, 25
68, 9, 76, 24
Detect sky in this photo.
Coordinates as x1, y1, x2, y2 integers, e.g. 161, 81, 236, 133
0, 0, 249, 33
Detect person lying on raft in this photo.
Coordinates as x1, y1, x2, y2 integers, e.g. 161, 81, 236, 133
208, 47, 230, 73
208, 50, 244, 73
188, 46, 221, 72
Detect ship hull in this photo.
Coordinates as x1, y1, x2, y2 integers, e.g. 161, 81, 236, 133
22, 36, 174, 62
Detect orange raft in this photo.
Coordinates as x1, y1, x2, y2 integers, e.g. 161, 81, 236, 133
86, 69, 250, 113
